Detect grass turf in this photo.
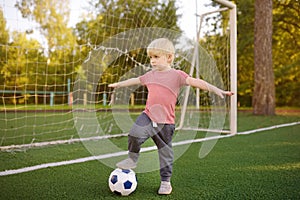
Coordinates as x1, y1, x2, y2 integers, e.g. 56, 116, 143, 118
0, 113, 299, 199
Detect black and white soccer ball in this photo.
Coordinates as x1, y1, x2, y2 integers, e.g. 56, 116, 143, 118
108, 168, 137, 196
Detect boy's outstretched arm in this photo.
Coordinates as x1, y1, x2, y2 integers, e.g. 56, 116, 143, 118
108, 77, 141, 88
186, 77, 234, 98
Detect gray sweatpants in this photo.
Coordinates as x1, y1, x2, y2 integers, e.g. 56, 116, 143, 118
128, 112, 175, 182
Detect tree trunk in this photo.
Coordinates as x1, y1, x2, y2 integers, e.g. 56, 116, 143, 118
253, 0, 276, 115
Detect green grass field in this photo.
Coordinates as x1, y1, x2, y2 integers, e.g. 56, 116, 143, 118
0, 112, 299, 199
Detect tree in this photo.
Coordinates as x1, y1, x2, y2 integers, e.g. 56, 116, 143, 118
15, 0, 76, 49
0, 7, 45, 104
273, 0, 300, 107
253, 0, 275, 115
76, 0, 180, 44
74, 0, 181, 82
0, 8, 10, 89
0, 8, 9, 45
15, 0, 77, 100
2, 32, 40, 84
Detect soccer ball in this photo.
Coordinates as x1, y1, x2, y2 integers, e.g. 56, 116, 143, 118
108, 168, 137, 196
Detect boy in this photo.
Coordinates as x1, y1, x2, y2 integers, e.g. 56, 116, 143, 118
108, 38, 233, 195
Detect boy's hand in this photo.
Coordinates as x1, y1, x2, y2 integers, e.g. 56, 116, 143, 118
223, 91, 234, 96
108, 83, 119, 88
214, 90, 234, 99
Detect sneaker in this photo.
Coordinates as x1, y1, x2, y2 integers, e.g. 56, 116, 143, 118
158, 181, 172, 195
116, 158, 137, 169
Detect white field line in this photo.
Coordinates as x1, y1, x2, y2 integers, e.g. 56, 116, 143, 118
237, 121, 300, 135
0, 133, 129, 151
0, 121, 299, 176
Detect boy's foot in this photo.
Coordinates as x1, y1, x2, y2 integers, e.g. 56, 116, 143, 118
116, 158, 137, 169
158, 181, 172, 195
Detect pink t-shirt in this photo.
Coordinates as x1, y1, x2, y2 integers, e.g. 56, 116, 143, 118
139, 69, 189, 124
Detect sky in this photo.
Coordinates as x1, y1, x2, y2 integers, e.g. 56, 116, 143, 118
0, 0, 213, 42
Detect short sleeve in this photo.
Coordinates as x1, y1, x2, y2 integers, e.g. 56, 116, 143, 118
139, 71, 151, 85
176, 70, 189, 86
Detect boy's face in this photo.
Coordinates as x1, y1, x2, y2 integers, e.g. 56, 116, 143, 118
148, 51, 173, 71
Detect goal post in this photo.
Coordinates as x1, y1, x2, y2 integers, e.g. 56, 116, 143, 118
178, 0, 237, 135
216, 0, 237, 135
229, 1, 238, 135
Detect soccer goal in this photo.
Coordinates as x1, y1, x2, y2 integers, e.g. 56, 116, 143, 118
0, 0, 236, 151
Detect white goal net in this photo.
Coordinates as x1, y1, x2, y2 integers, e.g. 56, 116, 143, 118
0, 0, 236, 151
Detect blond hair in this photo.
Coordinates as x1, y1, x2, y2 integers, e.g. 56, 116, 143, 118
147, 38, 175, 63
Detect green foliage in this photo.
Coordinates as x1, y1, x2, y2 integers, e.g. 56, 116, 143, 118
0, 8, 9, 86
0, 8, 9, 44
16, 0, 78, 91
273, 0, 300, 106
1, 32, 42, 92
16, 0, 75, 48
235, 0, 255, 106
74, 0, 181, 75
